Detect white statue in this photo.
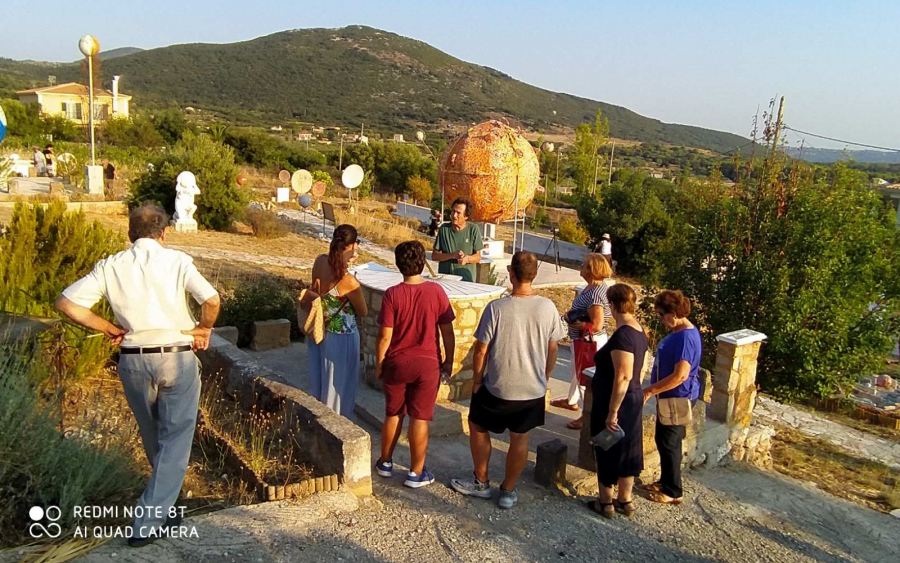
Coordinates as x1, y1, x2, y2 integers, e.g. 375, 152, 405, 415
173, 171, 200, 232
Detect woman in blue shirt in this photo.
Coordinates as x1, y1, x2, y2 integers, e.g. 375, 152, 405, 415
642, 290, 702, 504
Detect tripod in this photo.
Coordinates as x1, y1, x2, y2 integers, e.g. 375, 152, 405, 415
537, 229, 561, 273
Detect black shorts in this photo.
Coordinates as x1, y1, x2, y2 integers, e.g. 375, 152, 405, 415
468, 386, 545, 434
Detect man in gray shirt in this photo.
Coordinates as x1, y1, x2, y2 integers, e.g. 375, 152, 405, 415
451, 251, 566, 509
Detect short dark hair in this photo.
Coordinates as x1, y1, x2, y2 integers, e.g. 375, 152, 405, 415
607, 283, 637, 314
395, 240, 426, 276
128, 202, 169, 242
451, 197, 473, 218
510, 251, 538, 282
655, 289, 691, 318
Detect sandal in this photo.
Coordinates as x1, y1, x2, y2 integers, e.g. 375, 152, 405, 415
645, 491, 683, 505
550, 398, 580, 411
566, 418, 583, 430
613, 499, 635, 517
585, 499, 615, 519
638, 482, 663, 493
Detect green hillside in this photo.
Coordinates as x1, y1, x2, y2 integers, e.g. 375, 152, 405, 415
0, 26, 748, 153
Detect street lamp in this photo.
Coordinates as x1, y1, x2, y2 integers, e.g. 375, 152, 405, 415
78, 35, 100, 166
416, 130, 442, 220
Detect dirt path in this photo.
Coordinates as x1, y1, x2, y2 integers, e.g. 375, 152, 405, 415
65, 431, 899, 563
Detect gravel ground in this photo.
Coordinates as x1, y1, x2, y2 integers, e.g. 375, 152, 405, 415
50, 427, 899, 563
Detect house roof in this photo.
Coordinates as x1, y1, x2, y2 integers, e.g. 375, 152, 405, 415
16, 82, 132, 99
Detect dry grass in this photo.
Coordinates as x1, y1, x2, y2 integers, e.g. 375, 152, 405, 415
333, 207, 432, 250
771, 425, 900, 513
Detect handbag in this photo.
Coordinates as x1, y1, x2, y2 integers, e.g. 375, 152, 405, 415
297, 280, 325, 344
574, 322, 597, 387
297, 278, 352, 345
657, 397, 693, 426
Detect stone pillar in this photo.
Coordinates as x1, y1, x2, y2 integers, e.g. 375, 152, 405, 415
709, 329, 767, 453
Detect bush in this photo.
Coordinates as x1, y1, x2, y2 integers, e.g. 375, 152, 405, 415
312, 169, 334, 187
217, 276, 300, 347
576, 170, 687, 282
557, 216, 589, 245
152, 107, 194, 145
130, 131, 247, 231
0, 345, 140, 543
405, 175, 433, 206
662, 159, 900, 401
245, 208, 289, 239
100, 114, 164, 149
531, 207, 550, 229
0, 202, 126, 381
223, 127, 325, 170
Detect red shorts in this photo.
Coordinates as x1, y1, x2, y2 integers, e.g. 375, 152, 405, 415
382, 357, 441, 421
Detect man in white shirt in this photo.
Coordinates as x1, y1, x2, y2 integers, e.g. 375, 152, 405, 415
55, 202, 220, 548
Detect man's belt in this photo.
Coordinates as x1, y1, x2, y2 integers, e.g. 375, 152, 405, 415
120, 345, 192, 355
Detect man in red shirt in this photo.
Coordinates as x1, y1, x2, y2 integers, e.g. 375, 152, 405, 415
374, 241, 456, 488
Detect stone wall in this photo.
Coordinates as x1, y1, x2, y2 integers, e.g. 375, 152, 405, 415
197, 334, 372, 496
358, 286, 501, 402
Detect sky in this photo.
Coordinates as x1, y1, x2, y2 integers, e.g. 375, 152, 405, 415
2, 0, 897, 151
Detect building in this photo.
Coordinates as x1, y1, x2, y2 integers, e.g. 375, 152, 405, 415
392, 134, 405, 143
297, 132, 313, 141
16, 77, 131, 121
270, 125, 283, 132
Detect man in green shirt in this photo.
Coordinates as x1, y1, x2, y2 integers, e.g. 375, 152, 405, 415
433, 197, 483, 282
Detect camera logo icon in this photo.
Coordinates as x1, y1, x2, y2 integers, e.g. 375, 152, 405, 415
28, 506, 62, 539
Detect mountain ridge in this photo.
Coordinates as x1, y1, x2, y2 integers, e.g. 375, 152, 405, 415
0, 26, 751, 152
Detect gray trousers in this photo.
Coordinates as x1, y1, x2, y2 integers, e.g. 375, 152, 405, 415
118, 350, 200, 535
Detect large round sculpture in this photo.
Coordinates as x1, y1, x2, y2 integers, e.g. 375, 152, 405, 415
438, 120, 540, 224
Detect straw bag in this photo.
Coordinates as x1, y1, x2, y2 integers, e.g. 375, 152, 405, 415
298, 280, 325, 344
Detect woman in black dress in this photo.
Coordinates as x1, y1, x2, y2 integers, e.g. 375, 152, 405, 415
588, 283, 648, 518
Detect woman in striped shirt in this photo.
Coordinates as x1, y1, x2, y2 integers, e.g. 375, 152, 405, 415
550, 253, 612, 430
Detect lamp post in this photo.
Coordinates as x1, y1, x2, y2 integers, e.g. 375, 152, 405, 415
416, 130, 442, 220
78, 35, 100, 166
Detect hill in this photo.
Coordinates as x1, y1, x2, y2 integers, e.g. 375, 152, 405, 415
784, 146, 900, 164
0, 26, 749, 153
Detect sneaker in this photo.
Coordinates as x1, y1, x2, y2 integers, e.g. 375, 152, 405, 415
404, 467, 435, 488
498, 487, 518, 509
375, 458, 393, 478
450, 474, 493, 499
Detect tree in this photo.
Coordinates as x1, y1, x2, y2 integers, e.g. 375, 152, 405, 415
663, 158, 900, 401
576, 169, 688, 283
130, 131, 245, 230
152, 107, 193, 145
405, 175, 433, 206
0, 99, 43, 138
572, 109, 609, 196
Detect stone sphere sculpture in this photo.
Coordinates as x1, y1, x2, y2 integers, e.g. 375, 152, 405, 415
438, 120, 540, 224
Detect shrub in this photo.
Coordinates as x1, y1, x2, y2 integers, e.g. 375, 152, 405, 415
663, 159, 900, 401
130, 131, 247, 231
0, 345, 140, 543
312, 169, 334, 187
217, 276, 300, 347
152, 107, 194, 145
100, 114, 164, 149
557, 216, 589, 245
531, 207, 550, 229
405, 175, 433, 206
245, 208, 289, 239
0, 202, 126, 382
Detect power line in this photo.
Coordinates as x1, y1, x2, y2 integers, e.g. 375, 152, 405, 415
782, 125, 900, 153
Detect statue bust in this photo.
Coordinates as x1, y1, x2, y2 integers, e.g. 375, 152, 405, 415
173, 171, 200, 232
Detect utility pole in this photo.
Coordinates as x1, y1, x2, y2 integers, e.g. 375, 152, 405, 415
608, 141, 616, 184
591, 158, 599, 196
338, 134, 344, 170
771, 96, 786, 154
555, 150, 560, 197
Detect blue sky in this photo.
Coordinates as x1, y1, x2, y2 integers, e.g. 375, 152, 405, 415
2, 1, 896, 150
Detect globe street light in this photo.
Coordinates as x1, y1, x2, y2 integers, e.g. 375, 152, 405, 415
416, 130, 442, 221
78, 35, 100, 166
